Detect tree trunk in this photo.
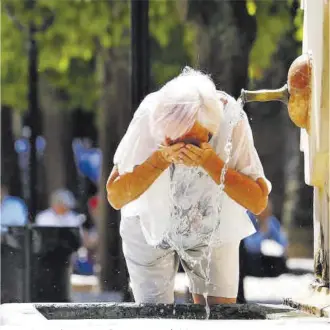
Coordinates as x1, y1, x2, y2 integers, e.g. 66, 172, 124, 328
39, 78, 78, 209
98, 46, 130, 295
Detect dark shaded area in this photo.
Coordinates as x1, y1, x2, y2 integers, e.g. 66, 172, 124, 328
1, 106, 22, 197
1, 227, 81, 303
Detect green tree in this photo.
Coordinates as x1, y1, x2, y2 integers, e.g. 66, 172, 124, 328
1, 0, 194, 110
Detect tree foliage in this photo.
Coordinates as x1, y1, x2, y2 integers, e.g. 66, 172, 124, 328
1, 0, 193, 111
149, 0, 197, 87
1, 0, 131, 111
246, 0, 303, 81
1, 0, 303, 111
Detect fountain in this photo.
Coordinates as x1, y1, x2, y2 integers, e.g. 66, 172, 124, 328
240, 53, 312, 131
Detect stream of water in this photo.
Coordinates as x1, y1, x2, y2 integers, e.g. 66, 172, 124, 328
160, 97, 244, 319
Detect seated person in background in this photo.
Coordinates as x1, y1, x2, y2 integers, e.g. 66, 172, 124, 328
36, 189, 97, 275
237, 201, 288, 303
35, 189, 84, 228
0, 183, 28, 233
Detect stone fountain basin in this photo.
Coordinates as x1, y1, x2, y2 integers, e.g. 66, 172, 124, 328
34, 302, 290, 320
1, 302, 319, 328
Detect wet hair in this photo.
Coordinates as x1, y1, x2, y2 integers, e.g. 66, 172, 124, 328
150, 67, 223, 141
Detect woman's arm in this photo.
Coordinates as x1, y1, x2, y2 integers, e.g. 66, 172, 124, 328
106, 143, 184, 210
201, 147, 268, 214
107, 151, 169, 210
180, 143, 269, 214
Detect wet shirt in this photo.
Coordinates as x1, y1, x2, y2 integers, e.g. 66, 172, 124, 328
161, 159, 220, 249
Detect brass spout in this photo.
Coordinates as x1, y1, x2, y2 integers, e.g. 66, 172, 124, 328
239, 84, 289, 106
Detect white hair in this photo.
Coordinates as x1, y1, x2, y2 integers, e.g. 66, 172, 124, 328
150, 67, 223, 141
50, 189, 76, 209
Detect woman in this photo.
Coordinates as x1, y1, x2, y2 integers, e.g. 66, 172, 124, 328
107, 68, 271, 305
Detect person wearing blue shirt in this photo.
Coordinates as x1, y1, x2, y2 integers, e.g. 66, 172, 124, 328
237, 201, 288, 303
1, 184, 28, 233
244, 210, 288, 255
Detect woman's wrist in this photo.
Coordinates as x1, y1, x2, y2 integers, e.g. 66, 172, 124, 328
201, 150, 225, 184
150, 150, 171, 170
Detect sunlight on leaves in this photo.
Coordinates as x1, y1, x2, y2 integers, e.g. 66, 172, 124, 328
246, 0, 257, 16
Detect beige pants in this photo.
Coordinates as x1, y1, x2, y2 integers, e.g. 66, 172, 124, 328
120, 216, 240, 304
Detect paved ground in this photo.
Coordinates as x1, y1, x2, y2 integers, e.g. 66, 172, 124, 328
1, 315, 330, 330
244, 273, 315, 304
71, 272, 315, 305
24, 317, 330, 329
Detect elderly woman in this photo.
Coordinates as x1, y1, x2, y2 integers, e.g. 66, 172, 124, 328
107, 68, 271, 305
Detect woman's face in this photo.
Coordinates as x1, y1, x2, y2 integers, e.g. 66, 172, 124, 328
166, 121, 211, 147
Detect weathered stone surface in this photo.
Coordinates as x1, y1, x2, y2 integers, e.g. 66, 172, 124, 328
35, 302, 292, 320
284, 286, 330, 318
2, 302, 319, 328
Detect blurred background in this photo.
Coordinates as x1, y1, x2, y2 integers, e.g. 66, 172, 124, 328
1, 0, 314, 305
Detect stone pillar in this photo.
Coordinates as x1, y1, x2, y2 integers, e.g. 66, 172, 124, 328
299, 0, 329, 289
316, 0, 329, 288
285, 0, 329, 316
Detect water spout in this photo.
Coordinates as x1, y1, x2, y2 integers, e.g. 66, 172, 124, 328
239, 84, 289, 106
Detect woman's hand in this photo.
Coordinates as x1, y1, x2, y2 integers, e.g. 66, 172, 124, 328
159, 142, 185, 164
177, 142, 215, 167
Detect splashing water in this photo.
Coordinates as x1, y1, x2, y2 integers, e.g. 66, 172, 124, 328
203, 118, 235, 319
160, 96, 244, 319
